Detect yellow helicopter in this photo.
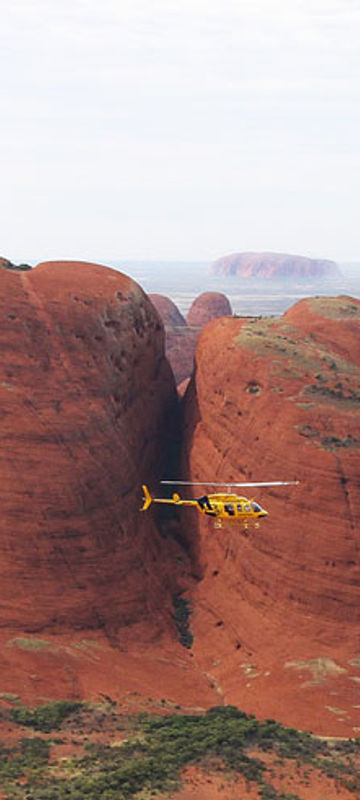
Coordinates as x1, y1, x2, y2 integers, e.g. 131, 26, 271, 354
141, 480, 299, 529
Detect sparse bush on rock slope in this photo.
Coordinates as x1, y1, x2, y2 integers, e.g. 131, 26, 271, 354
2, 704, 360, 799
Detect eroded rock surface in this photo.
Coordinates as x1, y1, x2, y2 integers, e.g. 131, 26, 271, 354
180, 296, 360, 733
211, 251, 340, 279
1, 270, 360, 735
0, 261, 178, 637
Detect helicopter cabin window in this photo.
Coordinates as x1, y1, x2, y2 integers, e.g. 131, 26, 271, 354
251, 502, 262, 513
197, 495, 213, 511
236, 504, 242, 512
244, 503, 251, 512
224, 503, 235, 516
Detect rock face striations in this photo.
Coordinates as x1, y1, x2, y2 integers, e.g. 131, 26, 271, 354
181, 295, 360, 733
211, 251, 340, 279
0, 261, 178, 637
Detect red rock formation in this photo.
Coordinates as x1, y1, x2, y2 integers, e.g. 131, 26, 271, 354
177, 377, 191, 397
0, 261, 224, 711
0, 260, 179, 638
149, 294, 199, 386
284, 295, 360, 367
149, 294, 186, 327
211, 252, 340, 279
150, 293, 232, 387
186, 292, 232, 327
180, 296, 360, 734
164, 327, 199, 386
2, 266, 360, 735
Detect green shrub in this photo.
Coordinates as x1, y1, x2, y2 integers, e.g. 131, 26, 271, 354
3, 705, 360, 799
10, 700, 83, 732
0, 736, 50, 779
172, 595, 193, 648
20, 736, 50, 765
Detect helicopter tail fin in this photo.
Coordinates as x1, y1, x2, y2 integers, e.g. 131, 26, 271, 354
141, 485, 153, 511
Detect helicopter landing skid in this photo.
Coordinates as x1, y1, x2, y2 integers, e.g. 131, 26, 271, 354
212, 520, 260, 532
243, 521, 260, 535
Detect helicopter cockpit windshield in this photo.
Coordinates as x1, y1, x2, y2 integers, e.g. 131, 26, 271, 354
251, 501, 263, 513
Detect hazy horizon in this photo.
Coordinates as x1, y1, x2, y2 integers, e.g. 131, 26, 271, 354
8, 254, 360, 269
6, 255, 360, 320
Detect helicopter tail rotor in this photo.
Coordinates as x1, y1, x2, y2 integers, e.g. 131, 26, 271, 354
141, 485, 153, 511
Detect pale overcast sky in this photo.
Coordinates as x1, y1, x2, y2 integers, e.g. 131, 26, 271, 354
1, 0, 359, 262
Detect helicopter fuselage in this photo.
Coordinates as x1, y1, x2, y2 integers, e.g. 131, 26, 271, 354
195, 493, 267, 521
141, 485, 267, 523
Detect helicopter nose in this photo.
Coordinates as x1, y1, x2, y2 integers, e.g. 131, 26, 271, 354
259, 509, 268, 517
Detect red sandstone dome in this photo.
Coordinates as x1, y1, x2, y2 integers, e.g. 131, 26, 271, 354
0, 260, 178, 636
1, 263, 360, 736
150, 292, 233, 386
149, 294, 198, 386
186, 292, 232, 327
164, 327, 199, 386
210, 251, 340, 279
0, 259, 217, 709
180, 295, 360, 735
149, 293, 186, 327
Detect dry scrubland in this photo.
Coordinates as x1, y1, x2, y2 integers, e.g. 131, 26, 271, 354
0, 701, 359, 799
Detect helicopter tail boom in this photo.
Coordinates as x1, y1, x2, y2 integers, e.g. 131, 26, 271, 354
141, 485, 200, 510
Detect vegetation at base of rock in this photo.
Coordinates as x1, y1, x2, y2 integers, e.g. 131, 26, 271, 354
0, 737, 50, 779
172, 594, 194, 648
259, 788, 302, 800
10, 700, 83, 732
1, 704, 359, 799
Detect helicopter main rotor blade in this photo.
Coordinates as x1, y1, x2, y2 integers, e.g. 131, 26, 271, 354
160, 480, 299, 488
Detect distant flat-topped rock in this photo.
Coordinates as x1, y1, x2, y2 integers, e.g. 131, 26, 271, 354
210, 251, 340, 279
